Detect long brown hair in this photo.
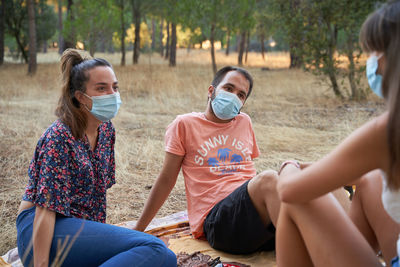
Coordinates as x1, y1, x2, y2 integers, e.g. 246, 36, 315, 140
55, 49, 112, 139
360, 0, 400, 190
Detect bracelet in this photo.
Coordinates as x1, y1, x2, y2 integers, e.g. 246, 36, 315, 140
279, 160, 300, 175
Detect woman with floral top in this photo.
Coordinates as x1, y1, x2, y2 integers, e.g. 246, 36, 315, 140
16, 49, 176, 267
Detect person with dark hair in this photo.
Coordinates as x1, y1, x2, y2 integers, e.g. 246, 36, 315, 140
135, 66, 280, 254
275, 1, 400, 266
16, 49, 177, 267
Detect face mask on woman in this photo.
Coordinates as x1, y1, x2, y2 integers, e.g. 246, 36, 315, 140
84, 92, 122, 121
211, 90, 243, 120
366, 53, 383, 98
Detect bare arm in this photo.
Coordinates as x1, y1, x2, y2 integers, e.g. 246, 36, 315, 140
135, 152, 184, 231
300, 162, 312, 169
278, 112, 389, 203
32, 206, 56, 267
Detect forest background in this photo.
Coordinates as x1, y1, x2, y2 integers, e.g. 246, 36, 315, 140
0, 0, 386, 256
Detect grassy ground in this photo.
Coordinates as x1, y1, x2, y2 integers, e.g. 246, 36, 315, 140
0, 49, 384, 255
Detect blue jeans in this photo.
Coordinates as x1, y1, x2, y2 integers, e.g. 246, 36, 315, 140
392, 256, 399, 267
16, 206, 177, 267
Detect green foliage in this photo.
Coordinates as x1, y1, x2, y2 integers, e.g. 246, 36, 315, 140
175, 0, 256, 45
111, 0, 131, 50
271, 0, 383, 100
3, 0, 385, 95
36, 1, 57, 46
65, 0, 119, 56
4, 0, 28, 61
4, 0, 57, 62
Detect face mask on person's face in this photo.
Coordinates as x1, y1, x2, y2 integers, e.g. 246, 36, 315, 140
211, 90, 243, 120
83, 92, 122, 122
366, 53, 384, 98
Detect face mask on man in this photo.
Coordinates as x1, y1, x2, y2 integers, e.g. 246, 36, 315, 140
211, 90, 243, 120
366, 53, 383, 98
83, 92, 122, 121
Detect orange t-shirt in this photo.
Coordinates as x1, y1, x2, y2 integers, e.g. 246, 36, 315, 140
165, 112, 260, 238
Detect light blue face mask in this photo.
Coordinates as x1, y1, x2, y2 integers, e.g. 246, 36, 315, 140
366, 54, 383, 98
84, 92, 122, 121
211, 90, 243, 120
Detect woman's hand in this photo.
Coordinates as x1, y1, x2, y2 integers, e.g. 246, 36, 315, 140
278, 160, 301, 175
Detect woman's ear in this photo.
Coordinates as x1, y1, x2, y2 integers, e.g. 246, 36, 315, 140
74, 91, 84, 104
74, 91, 91, 110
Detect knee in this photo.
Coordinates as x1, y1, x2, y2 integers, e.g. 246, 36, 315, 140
251, 170, 278, 194
146, 236, 177, 266
146, 235, 168, 251
164, 248, 177, 267
355, 170, 382, 191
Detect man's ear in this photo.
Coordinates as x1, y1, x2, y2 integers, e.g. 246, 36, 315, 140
207, 85, 214, 99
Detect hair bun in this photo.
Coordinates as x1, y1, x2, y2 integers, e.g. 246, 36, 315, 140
60, 49, 92, 81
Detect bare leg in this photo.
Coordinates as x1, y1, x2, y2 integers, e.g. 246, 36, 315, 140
275, 203, 313, 266
247, 170, 351, 227
349, 170, 400, 265
276, 193, 382, 267
247, 170, 280, 225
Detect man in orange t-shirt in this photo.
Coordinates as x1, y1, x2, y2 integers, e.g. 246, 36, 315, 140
135, 66, 280, 254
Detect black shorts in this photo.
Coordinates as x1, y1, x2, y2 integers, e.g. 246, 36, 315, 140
203, 180, 275, 254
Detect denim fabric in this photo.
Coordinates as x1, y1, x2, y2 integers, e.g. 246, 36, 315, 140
392, 256, 399, 267
17, 206, 176, 267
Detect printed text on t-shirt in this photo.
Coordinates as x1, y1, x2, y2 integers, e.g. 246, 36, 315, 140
194, 134, 252, 174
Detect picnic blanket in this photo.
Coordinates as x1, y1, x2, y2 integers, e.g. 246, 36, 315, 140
118, 211, 276, 267
1, 210, 276, 267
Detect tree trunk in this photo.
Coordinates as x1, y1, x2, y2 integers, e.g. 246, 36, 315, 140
57, 0, 64, 54
0, 0, 4, 65
346, 36, 359, 100
89, 34, 96, 57
260, 34, 265, 61
16, 34, 28, 63
165, 22, 170, 59
327, 68, 342, 98
151, 19, 156, 51
120, 0, 126, 66
235, 34, 240, 52
245, 31, 250, 64
169, 23, 176, 67
327, 24, 342, 98
238, 31, 246, 66
159, 18, 164, 56
99, 34, 106, 53
43, 40, 47, 53
289, 44, 302, 68
225, 29, 230, 56
132, 1, 141, 64
210, 23, 217, 74
27, 0, 37, 75
64, 0, 75, 49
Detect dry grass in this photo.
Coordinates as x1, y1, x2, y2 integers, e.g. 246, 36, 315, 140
0, 49, 384, 255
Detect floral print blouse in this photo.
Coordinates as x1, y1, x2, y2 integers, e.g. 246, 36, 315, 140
23, 119, 116, 223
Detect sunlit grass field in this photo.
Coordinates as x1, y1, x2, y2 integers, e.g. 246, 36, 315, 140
0, 49, 384, 255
